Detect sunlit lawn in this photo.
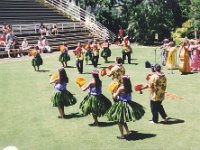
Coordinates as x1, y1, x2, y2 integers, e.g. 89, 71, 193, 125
0, 45, 199, 150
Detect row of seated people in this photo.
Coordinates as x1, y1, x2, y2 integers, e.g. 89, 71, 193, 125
0, 22, 53, 58
39, 22, 59, 36
0, 34, 51, 58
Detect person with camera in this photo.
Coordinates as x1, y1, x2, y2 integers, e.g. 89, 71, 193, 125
141, 64, 168, 124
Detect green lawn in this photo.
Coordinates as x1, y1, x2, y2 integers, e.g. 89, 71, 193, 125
0, 45, 200, 150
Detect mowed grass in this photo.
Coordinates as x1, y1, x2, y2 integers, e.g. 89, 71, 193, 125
0, 45, 200, 150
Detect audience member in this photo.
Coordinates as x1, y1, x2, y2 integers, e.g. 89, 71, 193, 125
39, 22, 47, 36
51, 23, 58, 35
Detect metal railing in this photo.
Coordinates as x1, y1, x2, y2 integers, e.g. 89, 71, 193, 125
43, 0, 116, 41
0, 22, 87, 35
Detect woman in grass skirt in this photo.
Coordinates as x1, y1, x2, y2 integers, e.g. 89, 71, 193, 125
101, 39, 111, 63
106, 75, 145, 139
59, 42, 70, 68
80, 69, 112, 126
32, 47, 43, 71
51, 67, 77, 119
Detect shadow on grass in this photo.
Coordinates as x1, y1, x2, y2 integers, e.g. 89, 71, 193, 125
38, 69, 50, 72
107, 61, 115, 63
181, 72, 198, 75
125, 131, 156, 141
99, 66, 108, 69
131, 62, 139, 65
131, 58, 138, 61
159, 117, 185, 125
88, 122, 116, 127
64, 112, 85, 119
123, 62, 138, 65
81, 72, 92, 74
65, 66, 76, 68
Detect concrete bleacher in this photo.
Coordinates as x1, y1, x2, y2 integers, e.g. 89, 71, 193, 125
0, 0, 98, 58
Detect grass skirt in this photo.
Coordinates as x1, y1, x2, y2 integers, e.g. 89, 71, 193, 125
59, 53, 70, 63
32, 56, 43, 67
80, 94, 112, 117
106, 100, 145, 123
101, 48, 111, 58
51, 90, 77, 107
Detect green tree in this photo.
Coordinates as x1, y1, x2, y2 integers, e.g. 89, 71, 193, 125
190, 0, 200, 32
127, 0, 175, 44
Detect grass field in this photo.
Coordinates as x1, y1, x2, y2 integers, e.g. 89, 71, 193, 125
0, 45, 200, 150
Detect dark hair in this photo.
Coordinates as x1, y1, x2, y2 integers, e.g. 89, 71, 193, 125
59, 68, 69, 83
93, 74, 102, 88
116, 57, 123, 64
64, 42, 68, 47
122, 77, 132, 94
154, 64, 161, 72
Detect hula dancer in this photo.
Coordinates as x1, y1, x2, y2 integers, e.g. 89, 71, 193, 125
107, 57, 125, 83
121, 36, 132, 64
50, 67, 77, 119
166, 42, 177, 70
31, 47, 43, 71
92, 39, 100, 68
73, 42, 84, 74
101, 39, 111, 63
80, 69, 112, 126
84, 40, 93, 65
59, 42, 70, 68
106, 75, 145, 139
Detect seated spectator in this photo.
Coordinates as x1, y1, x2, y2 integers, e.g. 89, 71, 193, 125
37, 36, 51, 53
45, 25, 50, 36
19, 38, 33, 56
51, 23, 58, 35
0, 31, 6, 46
39, 22, 47, 36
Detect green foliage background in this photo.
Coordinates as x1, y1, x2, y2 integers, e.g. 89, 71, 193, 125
79, 0, 199, 44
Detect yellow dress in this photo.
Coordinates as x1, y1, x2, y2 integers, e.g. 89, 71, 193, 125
166, 47, 176, 69
179, 47, 191, 73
